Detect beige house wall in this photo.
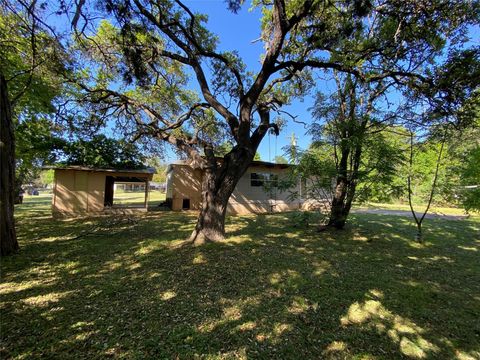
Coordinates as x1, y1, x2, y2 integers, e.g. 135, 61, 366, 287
168, 165, 203, 210
228, 165, 302, 214
52, 169, 152, 217
167, 163, 305, 214
87, 172, 106, 212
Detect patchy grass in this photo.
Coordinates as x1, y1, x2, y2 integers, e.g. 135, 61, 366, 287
1, 198, 479, 359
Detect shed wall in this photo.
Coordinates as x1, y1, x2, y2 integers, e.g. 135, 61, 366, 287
53, 170, 106, 217
52, 169, 152, 217
87, 173, 106, 212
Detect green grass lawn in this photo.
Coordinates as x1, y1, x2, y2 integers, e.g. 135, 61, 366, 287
1, 197, 479, 359
113, 190, 166, 207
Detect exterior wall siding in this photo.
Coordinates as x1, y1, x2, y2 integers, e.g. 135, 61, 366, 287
168, 165, 203, 210
228, 165, 302, 214
167, 163, 306, 214
52, 170, 105, 217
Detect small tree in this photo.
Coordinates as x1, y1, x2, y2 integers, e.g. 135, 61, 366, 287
407, 132, 446, 242
310, 72, 409, 228
285, 144, 337, 223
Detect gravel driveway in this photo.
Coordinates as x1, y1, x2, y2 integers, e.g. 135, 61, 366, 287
352, 208, 470, 221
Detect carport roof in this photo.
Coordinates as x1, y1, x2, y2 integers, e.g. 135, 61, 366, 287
44, 165, 156, 174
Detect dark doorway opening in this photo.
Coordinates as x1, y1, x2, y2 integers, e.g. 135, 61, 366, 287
104, 175, 149, 208
182, 198, 190, 210
104, 176, 114, 206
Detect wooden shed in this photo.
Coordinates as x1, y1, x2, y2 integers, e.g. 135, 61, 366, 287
49, 166, 155, 217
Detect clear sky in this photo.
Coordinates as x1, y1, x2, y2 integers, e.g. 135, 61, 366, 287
167, 0, 318, 162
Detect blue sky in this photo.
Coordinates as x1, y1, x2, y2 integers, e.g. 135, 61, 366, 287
170, 0, 317, 162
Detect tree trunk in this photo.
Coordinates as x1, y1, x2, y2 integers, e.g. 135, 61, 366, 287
0, 75, 19, 256
188, 149, 252, 245
328, 177, 349, 228
327, 177, 358, 228
415, 222, 423, 243
326, 135, 363, 230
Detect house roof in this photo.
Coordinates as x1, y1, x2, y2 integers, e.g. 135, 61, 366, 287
169, 159, 292, 169
44, 165, 156, 174
249, 159, 292, 169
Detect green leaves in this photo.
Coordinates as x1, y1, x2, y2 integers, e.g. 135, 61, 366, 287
458, 147, 480, 211
62, 135, 146, 169
0, 9, 63, 114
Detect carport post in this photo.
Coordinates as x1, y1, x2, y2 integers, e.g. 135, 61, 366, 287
144, 179, 149, 210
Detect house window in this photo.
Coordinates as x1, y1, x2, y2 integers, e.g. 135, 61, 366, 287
250, 173, 278, 187
251, 173, 265, 187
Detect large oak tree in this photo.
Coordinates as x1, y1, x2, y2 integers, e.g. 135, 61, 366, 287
63, 0, 378, 244
22, 0, 478, 243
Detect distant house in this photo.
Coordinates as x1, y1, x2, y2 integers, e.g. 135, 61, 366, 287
114, 182, 147, 192
149, 182, 166, 192
47, 166, 155, 217
166, 160, 310, 214
113, 181, 165, 192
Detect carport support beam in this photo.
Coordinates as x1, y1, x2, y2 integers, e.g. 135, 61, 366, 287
144, 180, 149, 210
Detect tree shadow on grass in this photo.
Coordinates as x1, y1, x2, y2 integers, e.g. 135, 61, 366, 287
1, 203, 479, 359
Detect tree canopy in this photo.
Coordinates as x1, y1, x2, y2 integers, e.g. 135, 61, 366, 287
62, 135, 146, 169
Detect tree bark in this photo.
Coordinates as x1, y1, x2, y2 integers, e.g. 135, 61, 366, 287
0, 75, 19, 256
326, 132, 363, 229
188, 148, 253, 245
327, 176, 358, 228
328, 177, 349, 228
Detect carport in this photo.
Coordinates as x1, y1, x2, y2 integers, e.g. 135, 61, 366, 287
48, 166, 155, 217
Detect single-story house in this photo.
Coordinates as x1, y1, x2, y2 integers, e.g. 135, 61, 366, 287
166, 160, 310, 214
48, 166, 155, 217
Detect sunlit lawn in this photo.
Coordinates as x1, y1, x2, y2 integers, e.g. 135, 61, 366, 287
1, 197, 479, 359
356, 202, 470, 216
113, 190, 166, 207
